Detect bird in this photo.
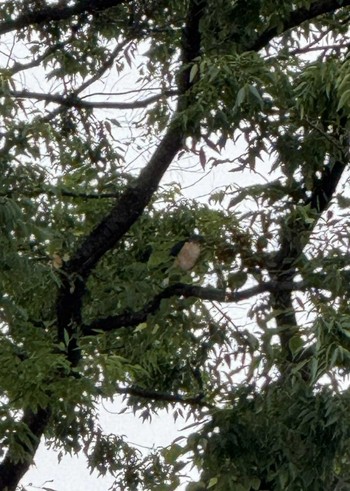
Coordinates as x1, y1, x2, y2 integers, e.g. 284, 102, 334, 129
135, 234, 204, 272
170, 235, 204, 271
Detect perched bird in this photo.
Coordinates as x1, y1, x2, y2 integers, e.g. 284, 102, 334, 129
136, 234, 204, 272
170, 235, 204, 271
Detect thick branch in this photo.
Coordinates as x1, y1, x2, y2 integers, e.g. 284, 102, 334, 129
0, 0, 126, 35
61, 0, 206, 281
268, 122, 349, 368
114, 385, 211, 408
272, 159, 347, 271
0, 408, 50, 491
250, 0, 350, 51
306, 159, 345, 213
83, 280, 306, 335
56, 0, 206, 365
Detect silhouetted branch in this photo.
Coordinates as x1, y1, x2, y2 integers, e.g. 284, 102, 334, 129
0, 407, 51, 491
251, 0, 350, 51
0, 186, 122, 200
0, 0, 126, 35
10, 40, 70, 74
9, 89, 178, 110
83, 280, 306, 334
114, 385, 211, 407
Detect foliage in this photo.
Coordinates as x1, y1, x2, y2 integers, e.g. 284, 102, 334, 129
1, 1, 350, 490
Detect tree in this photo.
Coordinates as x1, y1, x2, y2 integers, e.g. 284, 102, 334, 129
2, 0, 350, 489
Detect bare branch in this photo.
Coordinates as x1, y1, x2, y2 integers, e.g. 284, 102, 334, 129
9, 38, 75, 75
74, 39, 130, 96
291, 42, 350, 56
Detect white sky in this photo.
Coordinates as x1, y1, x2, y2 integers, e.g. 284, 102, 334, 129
24, 403, 192, 491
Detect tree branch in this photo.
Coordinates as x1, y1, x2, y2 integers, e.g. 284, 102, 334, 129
250, 0, 350, 51
268, 121, 349, 369
10, 40, 71, 75
83, 280, 306, 335
0, 407, 50, 491
0, 0, 126, 35
56, 0, 207, 363
272, 156, 348, 269
9, 89, 177, 110
74, 38, 130, 96
1, 186, 122, 200
114, 385, 211, 408
59, 0, 206, 284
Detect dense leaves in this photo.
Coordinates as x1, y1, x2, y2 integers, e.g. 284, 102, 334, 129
2, 1, 350, 490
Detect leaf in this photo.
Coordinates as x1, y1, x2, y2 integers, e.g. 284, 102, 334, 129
162, 443, 184, 464
63, 329, 70, 346
207, 477, 218, 488
248, 85, 263, 106
199, 147, 206, 169
189, 63, 199, 83
289, 336, 303, 355
337, 88, 350, 111
250, 478, 261, 490
134, 322, 148, 332
204, 136, 220, 154
235, 86, 246, 108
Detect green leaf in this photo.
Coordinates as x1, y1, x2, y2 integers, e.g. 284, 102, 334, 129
288, 335, 303, 355
162, 444, 184, 464
207, 477, 218, 488
189, 63, 199, 83
235, 86, 246, 108
337, 88, 350, 111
